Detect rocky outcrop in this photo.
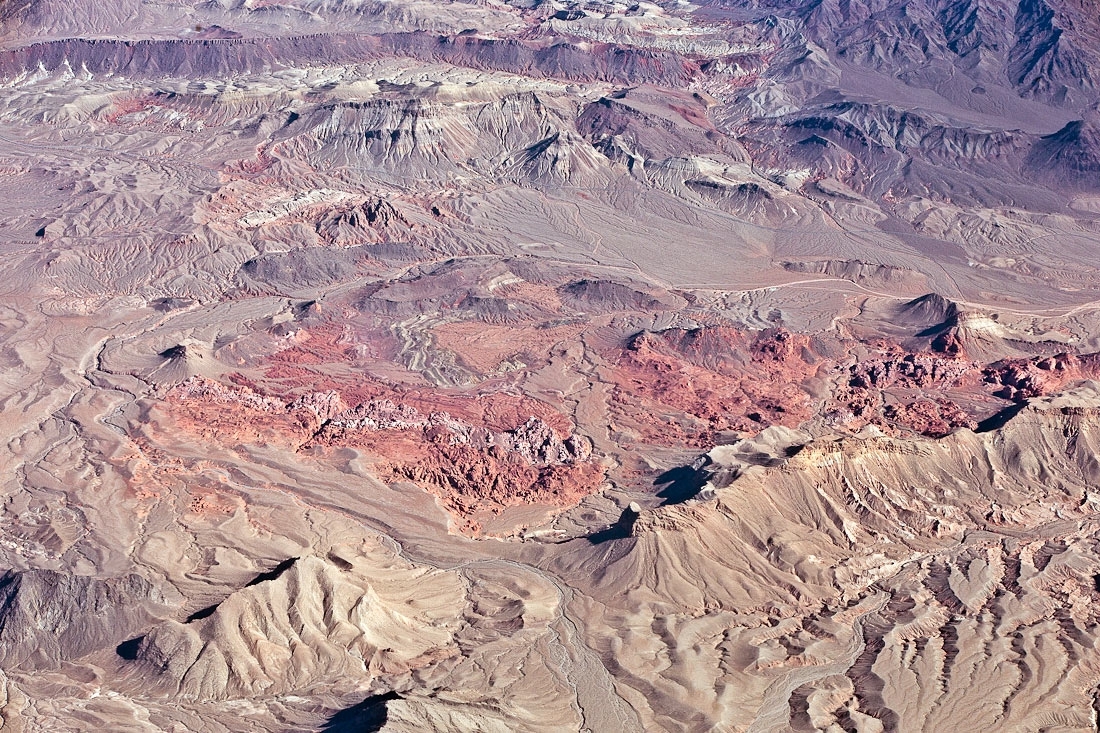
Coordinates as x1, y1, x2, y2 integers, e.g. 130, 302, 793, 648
1025, 114, 1100, 191
321, 401, 592, 467
608, 326, 822, 445
559, 279, 679, 313
0, 570, 171, 671
883, 398, 977, 437
552, 382, 1100, 731
314, 197, 413, 246
132, 554, 463, 699
782, 259, 928, 289
568, 382, 1100, 608
848, 352, 975, 390
983, 351, 1100, 400
8, 0, 1100, 730
168, 377, 602, 533
324, 408, 601, 533
388, 444, 603, 532
0, 32, 722, 87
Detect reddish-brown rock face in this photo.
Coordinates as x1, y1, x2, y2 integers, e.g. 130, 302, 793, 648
10, 0, 1100, 726
166, 375, 602, 535
982, 353, 1100, 401
386, 441, 604, 535
828, 349, 1100, 437
847, 352, 977, 391
883, 399, 978, 438
605, 327, 823, 446
931, 328, 967, 356
165, 302, 1100, 514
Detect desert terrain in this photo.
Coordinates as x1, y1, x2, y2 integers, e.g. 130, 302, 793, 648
1, 0, 1100, 730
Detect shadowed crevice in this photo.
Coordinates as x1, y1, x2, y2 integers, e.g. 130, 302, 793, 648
322, 691, 400, 732
245, 557, 297, 587
184, 604, 219, 623
975, 402, 1028, 433
115, 637, 143, 661
655, 462, 709, 506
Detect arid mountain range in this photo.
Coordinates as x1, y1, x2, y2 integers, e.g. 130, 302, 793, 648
1, 0, 1100, 730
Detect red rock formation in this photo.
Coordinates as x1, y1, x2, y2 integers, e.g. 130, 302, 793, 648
432, 321, 582, 374
931, 328, 966, 356
387, 443, 603, 535
606, 327, 820, 446
832, 349, 1100, 436
883, 399, 977, 438
848, 352, 977, 390
983, 352, 1100, 401
751, 327, 812, 366
165, 376, 601, 534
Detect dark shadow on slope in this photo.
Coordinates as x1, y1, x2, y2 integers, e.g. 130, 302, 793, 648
655, 462, 708, 506
182, 558, 299, 624
587, 503, 641, 545
586, 523, 631, 545
975, 402, 1028, 433
116, 637, 143, 660
244, 557, 297, 587
784, 444, 805, 458
322, 691, 400, 732
185, 604, 219, 623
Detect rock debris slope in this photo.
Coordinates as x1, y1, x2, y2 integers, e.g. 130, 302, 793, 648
1, 0, 1100, 730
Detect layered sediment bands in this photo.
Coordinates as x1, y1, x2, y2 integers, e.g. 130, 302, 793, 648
294, 91, 617, 184
0, 32, 733, 86
845, 535, 1100, 731
552, 385, 1100, 731
577, 88, 746, 162
122, 542, 572, 731
781, 259, 930, 290
620, 387, 1100, 608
